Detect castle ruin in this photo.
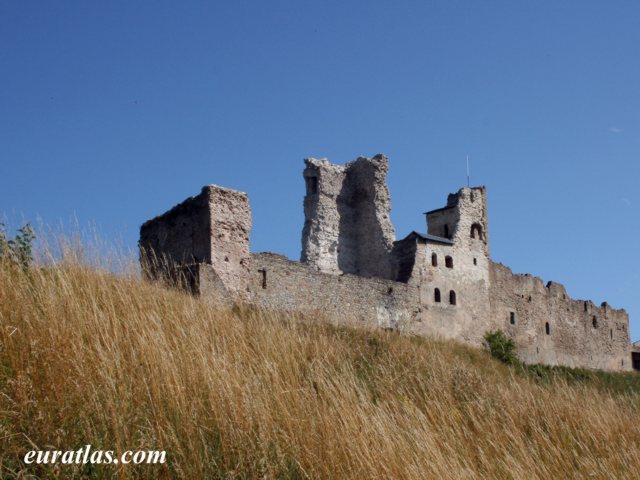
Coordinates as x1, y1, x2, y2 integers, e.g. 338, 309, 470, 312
140, 155, 636, 372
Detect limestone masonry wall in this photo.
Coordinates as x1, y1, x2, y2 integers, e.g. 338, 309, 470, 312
489, 262, 631, 371
140, 185, 251, 298
140, 155, 635, 372
249, 253, 418, 330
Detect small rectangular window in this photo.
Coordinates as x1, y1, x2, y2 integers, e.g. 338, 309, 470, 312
305, 176, 318, 195
510, 312, 515, 325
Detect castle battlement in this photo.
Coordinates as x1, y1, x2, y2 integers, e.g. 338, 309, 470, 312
140, 155, 634, 372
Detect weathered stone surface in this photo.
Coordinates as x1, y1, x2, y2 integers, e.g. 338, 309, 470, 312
140, 185, 251, 299
140, 157, 634, 372
301, 154, 396, 279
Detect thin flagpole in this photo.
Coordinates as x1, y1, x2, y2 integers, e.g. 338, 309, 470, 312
466, 154, 470, 187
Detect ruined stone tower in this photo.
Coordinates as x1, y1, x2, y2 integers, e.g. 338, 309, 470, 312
301, 154, 396, 279
139, 185, 252, 299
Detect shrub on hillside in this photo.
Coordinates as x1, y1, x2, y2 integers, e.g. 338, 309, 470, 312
0, 223, 35, 270
484, 329, 520, 366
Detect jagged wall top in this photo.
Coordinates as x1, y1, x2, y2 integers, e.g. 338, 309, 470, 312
301, 154, 396, 279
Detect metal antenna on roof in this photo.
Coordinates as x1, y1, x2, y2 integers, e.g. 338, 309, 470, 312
466, 154, 470, 188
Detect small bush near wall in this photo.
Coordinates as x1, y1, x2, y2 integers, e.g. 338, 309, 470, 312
484, 330, 520, 366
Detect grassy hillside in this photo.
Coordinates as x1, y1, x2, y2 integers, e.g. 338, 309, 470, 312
1, 257, 640, 479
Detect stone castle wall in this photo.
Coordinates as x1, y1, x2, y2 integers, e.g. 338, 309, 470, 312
489, 262, 631, 370
139, 155, 634, 372
249, 253, 418, 330
140, 185, 252, 298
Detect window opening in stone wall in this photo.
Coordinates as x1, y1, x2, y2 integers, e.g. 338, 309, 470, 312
444, 224, 450, 238
610, 329, 613, 340
510, 312, 515, 325
473, 257, 477, 265
432, 253, 438, 267
592, 316, 598, 328
258, 269, 267, 289
434, 288, 441, 303
305, 176, 318, 195
445, 256, 453, 268
545, 322, 550, 335
449, 290, 457, 305
584, 301, 588, 312
470, 223, 483, 240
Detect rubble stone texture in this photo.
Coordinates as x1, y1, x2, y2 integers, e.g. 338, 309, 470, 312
301, 155, 396, 279
140, 156, 635, 372
139, 185, 251, 299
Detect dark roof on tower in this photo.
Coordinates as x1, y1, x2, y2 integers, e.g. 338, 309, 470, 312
423, 205, 456, 215
398, 231, 453, 245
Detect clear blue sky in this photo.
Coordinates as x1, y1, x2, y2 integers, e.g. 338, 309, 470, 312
2, 1, 639, 340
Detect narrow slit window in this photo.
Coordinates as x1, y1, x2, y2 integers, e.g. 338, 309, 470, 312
431, 252, 438, 267
434, 288, 441, 303
510, 312, 516, 325
259, 269, 267, 289
444, 224, 450, 238
445, 256, 453, 268
592, 316, 598, 329
449, 290, 457, 305
473, 258, 477, 266
545, 322, 551, 335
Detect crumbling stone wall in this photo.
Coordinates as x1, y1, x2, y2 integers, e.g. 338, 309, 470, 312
489, 262, 631, 371
140, 185, 251, 299
139, 159, 634, 372
301, 155, 396, 279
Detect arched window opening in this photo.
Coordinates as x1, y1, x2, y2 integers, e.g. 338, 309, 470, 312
449, 290, 457, 306
445, 256, 453, 269
592, 316, 599, 329
444, 224, 450, 238
434, 288, 441, 303
431, 253, 438, 267
470, 223, 483, 240
510, 312, 516, 325
545, 322, 551, 335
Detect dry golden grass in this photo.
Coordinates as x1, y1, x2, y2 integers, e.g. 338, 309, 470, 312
1, 255, 640, 479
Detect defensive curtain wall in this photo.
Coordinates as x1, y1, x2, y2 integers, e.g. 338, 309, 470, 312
140, 155, 633, 372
